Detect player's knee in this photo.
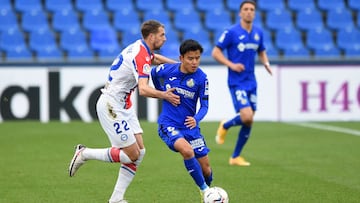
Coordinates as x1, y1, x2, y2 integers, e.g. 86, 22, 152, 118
179, 146, 194, 159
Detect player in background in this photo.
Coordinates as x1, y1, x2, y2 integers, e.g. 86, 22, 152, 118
151, 39, 212, 201
212, 0, 272, 166
68, 20, 180, 203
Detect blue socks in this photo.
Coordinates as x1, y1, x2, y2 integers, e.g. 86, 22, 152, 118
184, 157, 208, 190
223, 114, 242, 129
232, 125, 251, 158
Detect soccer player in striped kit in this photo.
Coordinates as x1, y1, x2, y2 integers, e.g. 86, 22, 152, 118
212, 0, 272, 166
68, 20, 180, 203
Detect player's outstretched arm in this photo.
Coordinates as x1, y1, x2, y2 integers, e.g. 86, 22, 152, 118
152, 53, 178, 65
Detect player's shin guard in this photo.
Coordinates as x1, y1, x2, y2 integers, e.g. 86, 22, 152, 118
109, 163, 137, 202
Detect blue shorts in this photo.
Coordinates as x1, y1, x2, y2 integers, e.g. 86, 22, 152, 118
229, 85, 257, 112
158, 124, 210, 158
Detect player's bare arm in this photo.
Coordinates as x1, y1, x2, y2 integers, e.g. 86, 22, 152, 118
138, 77, 180, 106
258, 50, 272, 75
152, 53, 178, 65
212, 46, 244, 72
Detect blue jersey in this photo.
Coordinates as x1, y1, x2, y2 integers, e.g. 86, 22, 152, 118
151, 63, 209, 128
216, 24, 265, 90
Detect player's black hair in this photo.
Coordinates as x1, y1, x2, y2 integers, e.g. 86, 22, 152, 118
179, 39, 204, 56
141, 20, 164, 39
240, 0, 256, 10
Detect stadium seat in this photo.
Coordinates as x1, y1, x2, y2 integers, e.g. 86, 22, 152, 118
287, 0, 316, 11
306, 28, 337, 54
45, 0, 73, 13
67, 46, 94, 61
52, 9, 81, 33
135, 0, 164, 12
106, 0, 134, 13
29, 30, 58, 53
313, 46, 340, 58
266, 9, 294, 31
0, 0, 12, 12
160, 42, 179, 60
253, 11, 263, 27
204, 10, 232, 32
326, 9, 354, 31
275, 28, 304, 53
166, 0, 194, 12
5, 46, 33, 61
21, 10, 50, 33
337, 27, 360, 53
98, 46, 122, 60
14, 0, 42, 13
317, 0, 345, 12
0, 29, 27, 52
143, 10, 172, 30
257, 0, 285, 11
283, 46, 310, 58
60, 29, 88, 52
82, 9, 111, 32
173, 9, 202, 32
121, 30, 142, 47
164, 29, 180, 45
75, 0, 104, 13
196, 0, 225, 13
36, 46, 63, 61
296, 9, 324, 31
90, 27, 120, 53
182, 29, 212, 57
0, 9, 19, 32
113, 10, 140, 33
226, 0, 240, 12
348, 0, 360, 11
344, 47, 360, 58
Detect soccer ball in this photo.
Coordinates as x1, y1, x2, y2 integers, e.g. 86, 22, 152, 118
203, 186, 229, 203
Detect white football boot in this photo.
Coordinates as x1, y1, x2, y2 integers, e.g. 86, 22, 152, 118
68, 144, 86, 177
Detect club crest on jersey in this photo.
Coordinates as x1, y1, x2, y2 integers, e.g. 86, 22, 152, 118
186, 78, 195, 88
143, 64, 151, 74
254, 33, 260, 41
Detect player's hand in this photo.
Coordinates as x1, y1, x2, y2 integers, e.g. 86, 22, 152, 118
230, 63, 245, 72
164, 88, 180, 106
184, 116, 196, 129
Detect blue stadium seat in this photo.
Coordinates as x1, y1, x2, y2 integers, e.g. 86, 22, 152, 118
106, 0, 134, 13
275, 28, 304, 53
113, 11, 140, 33
317, 0, 345, 12
121, 30, 142, 47
75, 0, 104, 13
0, 9, 19, 32
166, 0, 194, 12
160, 42, 179, 60
283, 46, 310, 58
90, 27, 120, 53
348, 0, 360, 11
135, 0, 164, 12
173, 9, 202, 32
5, 46, 33, 62
265, 43, 279, 59
0, 29, 27, 52
226, 0, 240, 12
21, 10, 50, 33
306, 28, 337, 55
313, 46, 340, 58
204, 10, 232, 32
60, 29, 88, 52
143, 10, 172, 30
296, 9, 323, 31
52, 9, 80, 33
14, 0, 42, 13
344, 47, 360, 58
253, 11, 263, 27
29, 30, 58, 53
262, 29, 273, 46
67, 46, 94, 61
182, 29, 212, 57
287, 0, 316, 11
337, 27, 360, 53
266, 9, 294, 31
196, 0, 225, 13
45, 0, 73, 13
257, 0, 285, 11
36, 46, 63, 61
326, 9, 354, 31
164, 29, 180, 45
82, 10, 111, 32
0, 0, 12, 12
98, 46, 122, 60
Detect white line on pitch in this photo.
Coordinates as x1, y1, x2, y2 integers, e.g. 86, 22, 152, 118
287, 122, 360, 137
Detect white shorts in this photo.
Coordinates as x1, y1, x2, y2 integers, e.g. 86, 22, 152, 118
96, 94, 143, 148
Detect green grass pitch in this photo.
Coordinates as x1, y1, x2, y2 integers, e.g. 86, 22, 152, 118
0, 121, 360, 203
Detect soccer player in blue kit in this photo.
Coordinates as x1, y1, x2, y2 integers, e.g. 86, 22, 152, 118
151, 39, 213, 198
212, 0, 272, 166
